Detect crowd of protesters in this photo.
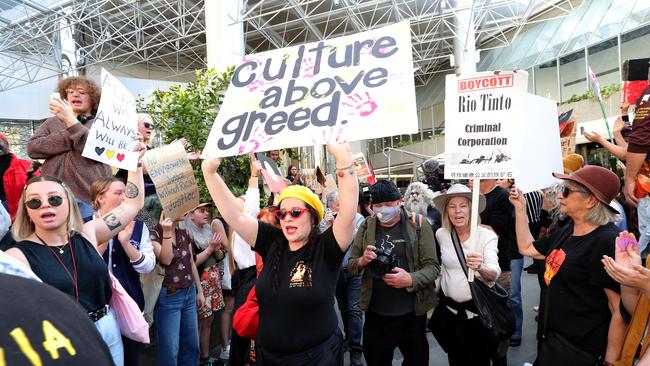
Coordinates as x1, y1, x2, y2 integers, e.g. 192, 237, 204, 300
0, 73, 649, 366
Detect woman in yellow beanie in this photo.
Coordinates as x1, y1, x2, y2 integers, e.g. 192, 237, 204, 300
202, 141, 358, 365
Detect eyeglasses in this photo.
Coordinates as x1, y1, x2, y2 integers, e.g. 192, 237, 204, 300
65, 88, 87, 96
143, 122, 154, 129
562, 186, 587, 197
25, 196, 64, 210
273, 208, 310, 220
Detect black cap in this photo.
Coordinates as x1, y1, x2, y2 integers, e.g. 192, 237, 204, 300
369, 180, 401, 204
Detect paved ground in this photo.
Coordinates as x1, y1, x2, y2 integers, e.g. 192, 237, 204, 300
142, 258, 542, 365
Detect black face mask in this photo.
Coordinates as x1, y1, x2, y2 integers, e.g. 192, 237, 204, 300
77, 114, 95, 123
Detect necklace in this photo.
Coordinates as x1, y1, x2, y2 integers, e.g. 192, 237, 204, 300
35, 233, 79, 302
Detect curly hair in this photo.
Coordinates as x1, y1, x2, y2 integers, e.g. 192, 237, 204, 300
56, 76, 102, 114
269, 206, 320, 290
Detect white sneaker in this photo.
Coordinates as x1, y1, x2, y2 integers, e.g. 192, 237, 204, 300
219, 345, 230, 360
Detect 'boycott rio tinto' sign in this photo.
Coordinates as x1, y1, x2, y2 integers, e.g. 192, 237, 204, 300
458, 74, 514, 92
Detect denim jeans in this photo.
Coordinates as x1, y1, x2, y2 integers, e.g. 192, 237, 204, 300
335, 269, 363, 352
638, 196, 650, 256
154, 285, 199, 366
95, 307, 124, 366
508, 258, 524, 339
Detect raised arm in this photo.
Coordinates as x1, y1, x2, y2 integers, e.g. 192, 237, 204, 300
202, 157, 259, 246
509, 186, 545, 259
82, 139, 146, 245
329, 141, 359, 251
582, 130, 627, 160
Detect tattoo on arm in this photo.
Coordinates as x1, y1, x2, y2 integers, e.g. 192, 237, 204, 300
125, 181, 139, 199
103, 213, 122, 231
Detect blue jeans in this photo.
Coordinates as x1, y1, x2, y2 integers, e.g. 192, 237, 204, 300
638, 196, 650, 257
154, 285, 199, 366
335, 269, 363, 352
508, 258, 524, 339
95, 308, 124, 366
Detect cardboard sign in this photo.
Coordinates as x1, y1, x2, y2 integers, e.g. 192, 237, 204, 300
143, 143, 200, 220
203, 21, 417, 157
82, 69, 139, 170
444, 71, 528, 179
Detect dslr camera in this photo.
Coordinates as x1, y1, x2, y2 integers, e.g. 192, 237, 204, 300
367, 247, 399, 278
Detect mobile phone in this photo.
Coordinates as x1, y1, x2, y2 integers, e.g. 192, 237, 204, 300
50, 92, 60, 100
580, 126, 585, 134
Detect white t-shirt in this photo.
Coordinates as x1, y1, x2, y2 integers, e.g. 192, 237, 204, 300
436, 226, 501, 303
232, 187, 261, 270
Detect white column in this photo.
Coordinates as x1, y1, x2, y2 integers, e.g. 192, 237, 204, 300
205, 0, 245, 71
450, 0, 477, 74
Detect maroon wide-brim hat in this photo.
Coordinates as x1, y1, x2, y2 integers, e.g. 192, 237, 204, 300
552, 165, 620, 214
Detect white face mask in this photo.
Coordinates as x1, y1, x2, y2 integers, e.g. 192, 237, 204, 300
374, 205, 401, 223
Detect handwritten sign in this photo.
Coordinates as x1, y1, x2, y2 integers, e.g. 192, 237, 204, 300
82, 69, 139, 170
143, 143, 200, 220
203, 21, 417, 157
444, 71, 527, 179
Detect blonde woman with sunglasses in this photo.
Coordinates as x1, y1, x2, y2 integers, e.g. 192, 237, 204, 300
6, 141, 146, 366
202, 141, 358, 365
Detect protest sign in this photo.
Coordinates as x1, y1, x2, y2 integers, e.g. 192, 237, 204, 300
143, 143, 200, 220
82, 68, 139, 170
255, 152, 287, 194
203, 21, 417, 157
351, 153, 372, 180
514, 94, 563, 193
444, 71, 528, 179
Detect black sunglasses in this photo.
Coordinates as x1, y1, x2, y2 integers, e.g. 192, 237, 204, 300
143, 122, 154, 129
562, 186, 586, 197
273, 208, 309, 220
25, 196, 64, 210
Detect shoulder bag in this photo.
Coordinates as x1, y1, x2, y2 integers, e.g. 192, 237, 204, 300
450, 228, 515, 341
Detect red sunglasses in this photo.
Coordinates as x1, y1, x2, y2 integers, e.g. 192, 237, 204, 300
273, 208, 310, 220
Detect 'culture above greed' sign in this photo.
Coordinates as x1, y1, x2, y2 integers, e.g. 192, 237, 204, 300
203, 21, 417, 157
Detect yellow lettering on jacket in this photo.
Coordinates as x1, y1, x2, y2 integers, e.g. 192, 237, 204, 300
42, 321, 76, 359
9, 328, 42, 366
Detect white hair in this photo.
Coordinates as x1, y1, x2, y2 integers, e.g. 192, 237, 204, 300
404, 182, 434, 216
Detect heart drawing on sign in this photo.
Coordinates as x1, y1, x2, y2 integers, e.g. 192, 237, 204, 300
95, 147, 105, 156
116, 153, 125, 162
106, 150, 116, 159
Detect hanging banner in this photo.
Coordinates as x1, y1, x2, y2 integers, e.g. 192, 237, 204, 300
444, 71, 528, 179
82, 68, 139, 171
203, 21, 417, 157
143, 143, 200, 220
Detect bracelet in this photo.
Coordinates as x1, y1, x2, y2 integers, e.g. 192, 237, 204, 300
137, 162, 142, 167
336, 162, 355, 178
162, 236, 172, 240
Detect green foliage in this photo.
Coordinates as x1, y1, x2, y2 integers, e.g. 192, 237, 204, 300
563, 83, 621, 104
145, 67, 253, 201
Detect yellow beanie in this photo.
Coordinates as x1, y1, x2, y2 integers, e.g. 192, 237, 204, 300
277, 185, 325, 222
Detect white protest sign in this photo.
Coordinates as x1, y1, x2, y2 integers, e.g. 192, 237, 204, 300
82, 69, 139, 170
444, 71, 528, 180
513, 94, 563, 193
203, 21, 417, 157
143, 143, 200, 220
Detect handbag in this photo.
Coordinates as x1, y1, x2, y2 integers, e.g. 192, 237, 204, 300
233, 285, 259, 339
450, 228, 515, 341
109, 272, 150, 344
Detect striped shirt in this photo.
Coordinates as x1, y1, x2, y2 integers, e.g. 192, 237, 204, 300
524, 191, 543, 223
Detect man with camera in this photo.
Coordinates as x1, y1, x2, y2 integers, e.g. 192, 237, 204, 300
348, 180, 440, 365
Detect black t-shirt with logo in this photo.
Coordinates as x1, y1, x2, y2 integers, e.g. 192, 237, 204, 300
369, 222, 415, 316
0, 273, 113, 365
533, 223, 620, 357
254, 221, 345, 354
